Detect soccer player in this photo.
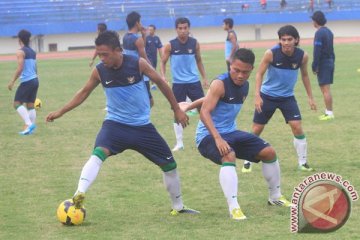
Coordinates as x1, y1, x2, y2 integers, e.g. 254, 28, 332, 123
89, 23, 107, 67
144, 24, 163, 90
311, 11, 335, 120
46, 31, 199, 217
7, 29, 39, 135
223, 18, 239, 71
122, 11, 154, 107
242, 25, 317, 173
161, 17, 209, 152
180, 48, 293, 220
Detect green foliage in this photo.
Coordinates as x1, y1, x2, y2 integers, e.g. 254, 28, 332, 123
0, 44, 359, 239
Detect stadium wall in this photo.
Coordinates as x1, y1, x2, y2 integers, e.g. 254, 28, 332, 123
1, 19, 359, 55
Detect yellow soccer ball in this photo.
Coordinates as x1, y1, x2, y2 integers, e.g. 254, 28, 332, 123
56, 199, 86, 226
34, 98, 42, 109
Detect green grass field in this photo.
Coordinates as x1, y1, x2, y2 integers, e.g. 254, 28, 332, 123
1, 43, 359, 240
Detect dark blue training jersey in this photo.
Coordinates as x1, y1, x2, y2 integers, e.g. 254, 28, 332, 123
312, 26, 335, 72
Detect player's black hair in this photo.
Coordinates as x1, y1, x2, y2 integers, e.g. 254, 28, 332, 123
95, 30, 122, 50
311, 11, 327, 26
223, 18, 234, 28
149, 24, 156, 30
175, 17, 190, 28
97, 23, 107, 33
277, 25, 300, 46
232, 48, 255, 66
17, 29, 31, 46
126, 11, 141, 30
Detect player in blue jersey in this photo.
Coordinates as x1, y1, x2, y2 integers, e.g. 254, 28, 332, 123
8, 29, 38, 135
311, 11, 335, 121
161, 17, 209, 152
123, 11, 155, 107
89, 23, 107, 67
145, 24, 163, 90
223, 18, 239, 71
180, 48, 293, 220
46, 31, 199, 217
242, 25, 317, 173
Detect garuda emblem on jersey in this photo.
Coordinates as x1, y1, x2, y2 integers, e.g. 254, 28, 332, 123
188, 49, 193, 54
292, 63, 298, 69
127, 76, 135, 84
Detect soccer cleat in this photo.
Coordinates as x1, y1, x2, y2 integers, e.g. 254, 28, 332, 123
72, 192, 85, 209
298, 163, 315, 172
151, 85, 157, 90
172, 145, 184, 152
19, 123, 36, 135
268, 195, 294, 207
318, 114, 334, 121
230, 208, 247, 220
241, 162, 252, 173
170, 206, 200, 216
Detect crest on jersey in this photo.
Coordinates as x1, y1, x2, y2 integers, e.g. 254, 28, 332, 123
188, 49, 193, 54
127, 76, 135, 84
292, 63, 298, 69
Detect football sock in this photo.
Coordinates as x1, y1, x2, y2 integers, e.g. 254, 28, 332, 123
163, 168, 184, 211
173, 123, 184, 147
262, 158, 281, 200
28, 108, 36, 124
76, 155, 103, 194
293, 135, 307, 166
325, 109, 334, 116
219, 163, 240, 212
16, 105, 32, 126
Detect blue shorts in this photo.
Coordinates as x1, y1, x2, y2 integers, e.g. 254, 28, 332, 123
253, 93, 301, 124
14, 78, 39, 103
197, 130, 270, 165
317, 59, 334, 86
95, 120, 175, 168
172, 82, 204, 102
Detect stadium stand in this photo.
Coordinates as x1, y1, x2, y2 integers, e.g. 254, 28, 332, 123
1, 0, 360, 36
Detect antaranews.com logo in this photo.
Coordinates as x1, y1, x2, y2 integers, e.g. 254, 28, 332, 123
290, 172, 358, 233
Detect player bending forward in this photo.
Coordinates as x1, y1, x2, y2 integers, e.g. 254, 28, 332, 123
180, 48, 293, 220
46, 31, 199, 217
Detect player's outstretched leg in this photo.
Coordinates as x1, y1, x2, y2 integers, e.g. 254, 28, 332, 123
163, 168, 200, 215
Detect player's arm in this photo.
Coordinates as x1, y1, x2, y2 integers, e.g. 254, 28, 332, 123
135, 37, 151, 64
200, 80, 231, 156
140, 58, 189, 127
89, 50, 97, 67
179, 97, 204, 112
300, 53, 317, 111
254, 49, 272, 113
160, 43, 171, 83
46, 68, 101, 122
312, 31, 322, 74
228, 32, 238, 61
8, 50, 24, 90
195, 42, 209, 88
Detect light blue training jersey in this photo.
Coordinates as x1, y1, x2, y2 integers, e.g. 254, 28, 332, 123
196, 73, 249, 146
20, 46, 37, 83
96, 54, 150, 126
170, 37, 199, 84
261, 45, 304, 97
225, 30, 238, 60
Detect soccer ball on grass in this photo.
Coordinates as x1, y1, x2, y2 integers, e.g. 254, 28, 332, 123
56, 199, 86, 226
34, 98, 42, 109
